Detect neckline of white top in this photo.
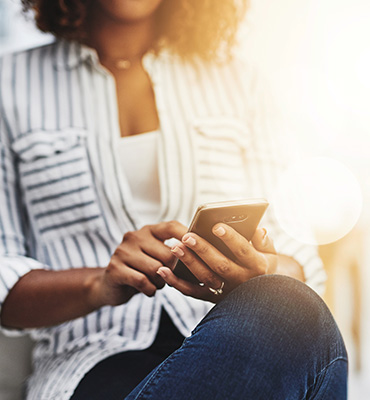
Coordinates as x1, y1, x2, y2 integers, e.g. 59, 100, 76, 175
118, 129, 161, 225
120, 130, 160, 142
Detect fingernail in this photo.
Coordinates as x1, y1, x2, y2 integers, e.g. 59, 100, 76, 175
214, 226, 226, 237
171, 246, 185, 257
182, 235, 196, 246
156, 268, 168, 279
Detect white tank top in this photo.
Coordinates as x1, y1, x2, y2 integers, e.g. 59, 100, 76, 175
119, 131, 161, 224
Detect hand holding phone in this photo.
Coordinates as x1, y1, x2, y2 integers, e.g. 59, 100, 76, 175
173, 199, 269, 284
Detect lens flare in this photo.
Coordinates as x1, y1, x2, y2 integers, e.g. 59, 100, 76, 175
272, 157, 363, 245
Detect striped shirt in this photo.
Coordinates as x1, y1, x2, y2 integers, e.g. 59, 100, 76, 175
0, 40, 326, 400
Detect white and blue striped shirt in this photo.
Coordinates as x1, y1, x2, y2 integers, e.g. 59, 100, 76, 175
0, 40, 326, 400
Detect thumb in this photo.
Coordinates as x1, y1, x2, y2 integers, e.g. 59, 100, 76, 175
251, 228, 276, 254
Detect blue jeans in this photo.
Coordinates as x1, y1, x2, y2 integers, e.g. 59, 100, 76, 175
72, 275, 348, 399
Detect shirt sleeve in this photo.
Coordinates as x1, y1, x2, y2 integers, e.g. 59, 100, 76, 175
0, 112, 46, 336
242, 62, 327, 296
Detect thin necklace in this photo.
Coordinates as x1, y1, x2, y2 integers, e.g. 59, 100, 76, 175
102, 53, 144, 70
114, 59, 132, 70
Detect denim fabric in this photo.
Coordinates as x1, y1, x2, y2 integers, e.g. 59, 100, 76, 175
126, 275, 347, 400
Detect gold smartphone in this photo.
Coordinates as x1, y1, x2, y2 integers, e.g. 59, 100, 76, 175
172, 198, 269, 284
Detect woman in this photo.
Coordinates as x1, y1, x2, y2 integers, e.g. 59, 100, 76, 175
0, 1, 347, 399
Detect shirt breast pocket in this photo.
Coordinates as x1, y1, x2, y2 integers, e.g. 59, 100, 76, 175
192, 116, 251, 203
12, 129, 105, 241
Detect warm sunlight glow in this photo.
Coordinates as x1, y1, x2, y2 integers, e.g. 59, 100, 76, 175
272, 157, 363, 245
323, 9, 370, 117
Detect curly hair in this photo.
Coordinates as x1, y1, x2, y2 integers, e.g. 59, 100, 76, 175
21, 0, 249, 61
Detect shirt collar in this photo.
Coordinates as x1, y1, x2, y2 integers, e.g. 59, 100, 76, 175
52, 39, 165, 78
53, 40, 100, 71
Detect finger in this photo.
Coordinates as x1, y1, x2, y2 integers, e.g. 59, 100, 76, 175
181, 232, 242, 282
121, 226, 176, 268
211, 223, 266, 270
108, 258, 157, 297
171, 244, 223, 290
156, 267, 218, 303
250, 228, 276, 254
125, 269, 158, 297
114, 248, 166, 289
140, 238, 176, 268
150, 220, 188, 242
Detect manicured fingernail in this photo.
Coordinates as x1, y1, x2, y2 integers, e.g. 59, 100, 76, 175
171, 246, 185, 257
182, 235, 196, 246
214, 226, 226, 237
156, 268, 168, 279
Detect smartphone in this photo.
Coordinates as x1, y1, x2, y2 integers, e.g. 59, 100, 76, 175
172, 198, 269, 284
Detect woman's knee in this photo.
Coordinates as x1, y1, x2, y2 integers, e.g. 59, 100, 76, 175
146, 276, 348, 400
195, 275, 347, 374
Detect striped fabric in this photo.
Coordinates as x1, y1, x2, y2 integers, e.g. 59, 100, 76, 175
0, 40, 326, 400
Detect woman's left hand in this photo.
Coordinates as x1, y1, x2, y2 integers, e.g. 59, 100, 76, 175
156, 224, 278, 303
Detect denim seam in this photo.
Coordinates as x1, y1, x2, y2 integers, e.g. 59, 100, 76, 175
131, 338, 190, 400
300, 356, 348, 400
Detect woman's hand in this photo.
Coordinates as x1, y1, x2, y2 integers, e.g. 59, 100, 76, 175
156, 224, 278, 303
1, 221, 186, 329
95, 221, 187, 307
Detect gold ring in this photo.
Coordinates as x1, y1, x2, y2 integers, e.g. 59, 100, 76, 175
208, 281, 225, 295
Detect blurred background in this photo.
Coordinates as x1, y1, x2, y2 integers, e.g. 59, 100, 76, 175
0, 0, 369, 398
240, 2, 370, 398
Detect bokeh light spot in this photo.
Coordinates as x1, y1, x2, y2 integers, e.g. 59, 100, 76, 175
272, 157, 363, 245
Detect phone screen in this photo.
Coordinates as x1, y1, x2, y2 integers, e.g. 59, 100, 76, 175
172, 199, 268, 284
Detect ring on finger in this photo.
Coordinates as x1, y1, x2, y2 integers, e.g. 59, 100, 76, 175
208, 281, 225, 295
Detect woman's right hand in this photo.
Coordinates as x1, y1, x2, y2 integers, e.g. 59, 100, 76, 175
95, 221, 188, 307
1, 221, 187, 329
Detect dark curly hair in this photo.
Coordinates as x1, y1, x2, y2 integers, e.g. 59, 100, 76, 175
21, 0, 249, 61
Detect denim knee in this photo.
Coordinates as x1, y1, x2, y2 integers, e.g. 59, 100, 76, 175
201, 275, 346, 360
192, 275, 347, 398
126, 276, 347, 400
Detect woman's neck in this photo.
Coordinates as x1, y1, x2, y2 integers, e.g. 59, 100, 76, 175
85, 7, 156, 64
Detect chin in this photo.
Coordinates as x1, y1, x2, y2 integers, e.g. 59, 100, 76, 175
95, 0, 164, 23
